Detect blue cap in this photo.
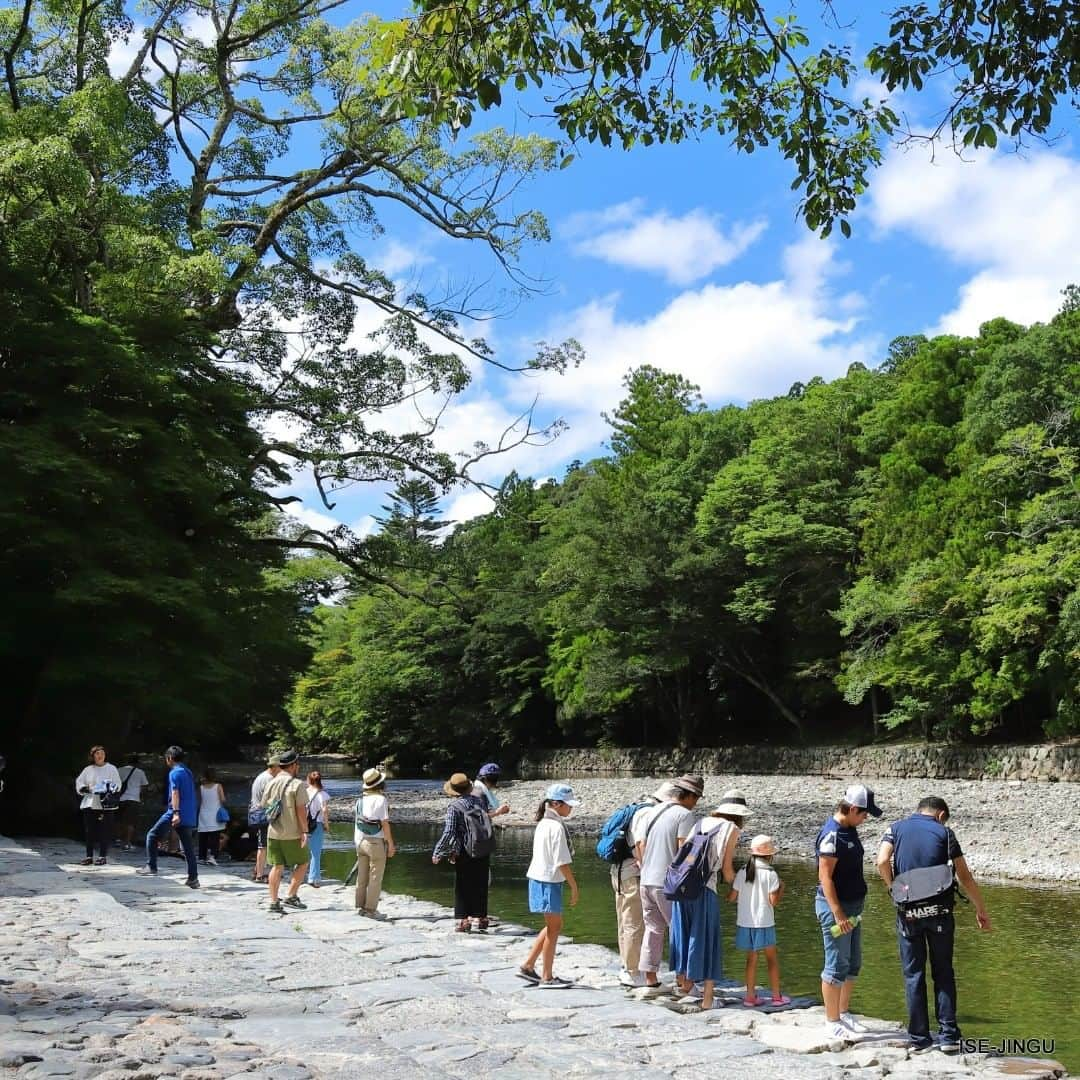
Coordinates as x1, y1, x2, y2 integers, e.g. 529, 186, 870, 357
477, 762, 501, 778
545, 783, 580, 806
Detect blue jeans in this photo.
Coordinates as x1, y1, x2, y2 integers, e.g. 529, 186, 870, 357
896, 911, 959, 1044
146, 811, 197, 882
306, 822, 325, 883
815, 896, 864, 986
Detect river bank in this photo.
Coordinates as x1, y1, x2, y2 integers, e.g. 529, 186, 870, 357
329, 773, 1080, 885
0, 835, 1066, 1079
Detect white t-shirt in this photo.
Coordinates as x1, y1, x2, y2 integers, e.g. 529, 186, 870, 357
732, 860, 781, 928
354, 793, 389, 845
118, 767, 148, 803
250, 768, 274, 813
526, 809, 573, 883
472, 780, 499, 811
307, 788, 330, 826
633, 802, 693, 888
697, 817, 739, 893
75, 764, 122, 811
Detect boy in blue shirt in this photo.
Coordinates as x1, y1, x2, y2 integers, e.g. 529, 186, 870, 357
138, 746, 199, 888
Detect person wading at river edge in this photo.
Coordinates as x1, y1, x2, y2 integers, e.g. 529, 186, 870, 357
633, 774, 704, 995
815, 783, 881, 1041
262, 749, 309, 914
876, 796, 992, 1053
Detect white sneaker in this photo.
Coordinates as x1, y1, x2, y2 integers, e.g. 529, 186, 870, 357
840, 1012, 868, 1034
207, 855, 218, 866
618, 970, 638, 988
823, 1021, 851, 1042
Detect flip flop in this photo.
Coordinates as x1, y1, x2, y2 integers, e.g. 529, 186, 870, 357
771, 995, 792, 1006
743, 996, 764, 1007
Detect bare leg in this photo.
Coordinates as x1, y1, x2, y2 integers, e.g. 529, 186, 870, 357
524, 926, 548, 972
745, 950, 760, 999
287, 862, 309, 898
822, 981, 842, 1022
268, 863, 283, 902
839, 979, 856, 1014
701, 978, 715, 1010
539, 914, 561, 980
763, 946, 781, 998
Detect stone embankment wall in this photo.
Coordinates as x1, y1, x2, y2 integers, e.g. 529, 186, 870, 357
519, 742, 1079, 782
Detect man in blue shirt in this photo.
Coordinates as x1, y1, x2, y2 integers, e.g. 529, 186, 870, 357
876, 797, 991, 1052
138, 746, 199, 888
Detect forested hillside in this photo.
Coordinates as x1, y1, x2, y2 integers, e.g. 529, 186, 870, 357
290, 309, 1080, 770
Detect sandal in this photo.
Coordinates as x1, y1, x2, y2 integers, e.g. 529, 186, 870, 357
516, 966, 540, 983
476, 918, 489, 932
455, 919, 471, 933
743, 996, 764, 1007
80, 858, 93, 866
94, 858, 107, 866
771, 995, 792, 1006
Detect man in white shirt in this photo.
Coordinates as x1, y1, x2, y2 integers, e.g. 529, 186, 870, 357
249, 754, 281, 883
632, 774, 704, 992
116, 756, 150, 851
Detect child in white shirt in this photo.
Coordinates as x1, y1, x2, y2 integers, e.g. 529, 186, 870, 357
728, 834, 790, 1006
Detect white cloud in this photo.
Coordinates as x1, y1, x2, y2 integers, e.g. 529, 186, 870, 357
445, 489, 496, 524
869, 147, 1080, 333
563, 200, 767, 285
287, 505, 344, 533
375, 239, 435, 278
518, 235, 876, 429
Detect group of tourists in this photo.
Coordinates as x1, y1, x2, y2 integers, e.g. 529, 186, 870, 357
78, 745, 992, 1053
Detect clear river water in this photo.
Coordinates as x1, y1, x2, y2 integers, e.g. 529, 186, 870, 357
296, 778, 1078, 1071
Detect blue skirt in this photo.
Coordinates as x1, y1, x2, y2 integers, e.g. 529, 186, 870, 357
735, 925, 777, 951
669, 889, 723, 982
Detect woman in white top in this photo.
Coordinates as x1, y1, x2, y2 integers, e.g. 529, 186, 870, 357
75, 745, 122, 865
353, 767, 396, 916
669, 790, 747, 1010
305, 770, 331, 886
520, 783, 580, 989
196, 767, 227, 865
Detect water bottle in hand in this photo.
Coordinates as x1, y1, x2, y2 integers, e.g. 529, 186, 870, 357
830, 914, 862, 938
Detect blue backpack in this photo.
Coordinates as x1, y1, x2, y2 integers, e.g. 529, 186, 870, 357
662, 821, 712, 902
596, 802, 648, 863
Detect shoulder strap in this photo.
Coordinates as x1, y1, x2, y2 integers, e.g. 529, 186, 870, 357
643, 801, 678, 844
118, 766, 136, 797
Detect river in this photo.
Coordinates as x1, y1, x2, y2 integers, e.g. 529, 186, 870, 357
293, 778, 1079, 1071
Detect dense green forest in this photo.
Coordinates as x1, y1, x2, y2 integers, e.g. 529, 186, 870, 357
3, 0, 1080, 821
290, 309, 1080, 770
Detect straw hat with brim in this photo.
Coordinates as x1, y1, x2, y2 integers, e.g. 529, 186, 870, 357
713, 790, 752, 817
750, 834, 777, 856
363, 767, 386, 791
443, 773, 473, 797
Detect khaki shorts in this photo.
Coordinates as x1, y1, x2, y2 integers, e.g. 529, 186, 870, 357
266, 837, 307, 867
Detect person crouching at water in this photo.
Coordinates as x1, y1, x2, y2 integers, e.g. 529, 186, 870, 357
519, 784, 580, 989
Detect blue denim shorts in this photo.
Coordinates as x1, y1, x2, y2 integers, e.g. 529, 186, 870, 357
528, 878, 563, 914
735, 925, 777, 951
815, 896, 864, 985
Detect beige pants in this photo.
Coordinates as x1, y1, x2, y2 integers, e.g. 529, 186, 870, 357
611, 862, 645, 973
355, 837, 387, 912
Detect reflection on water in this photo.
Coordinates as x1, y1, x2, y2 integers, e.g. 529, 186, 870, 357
313, 819, 1077, 1070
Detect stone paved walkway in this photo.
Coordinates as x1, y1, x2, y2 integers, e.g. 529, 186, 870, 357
0, 836, 1067, 1079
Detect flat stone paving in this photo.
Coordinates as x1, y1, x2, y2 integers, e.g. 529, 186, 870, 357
0, 836, 1067, 1079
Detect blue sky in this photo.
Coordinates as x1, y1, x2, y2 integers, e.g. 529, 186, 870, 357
160, 4, 1077, 537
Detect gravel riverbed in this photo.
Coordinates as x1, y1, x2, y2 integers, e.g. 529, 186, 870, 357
330, 774, 1080, 886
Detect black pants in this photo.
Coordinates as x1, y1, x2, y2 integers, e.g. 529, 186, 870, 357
453, 853, 490, 918
198, 831, 221, 860
82, 809, 113, 858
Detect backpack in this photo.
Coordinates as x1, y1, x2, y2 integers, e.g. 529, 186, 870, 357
596, 801, 648, 863
458, 797, 494, 858
662, 821, 713, 903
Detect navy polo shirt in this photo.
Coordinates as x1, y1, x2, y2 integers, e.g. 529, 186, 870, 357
882, 813, 962, 875
815, 815, 867, 902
